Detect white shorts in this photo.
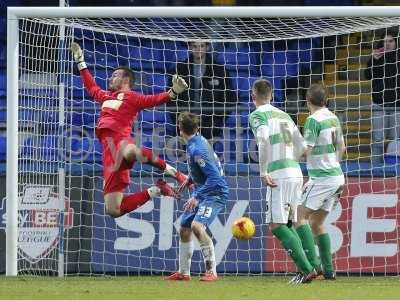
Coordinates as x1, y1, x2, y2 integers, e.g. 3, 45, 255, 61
265, 178, 303, 224
300, 180, 344, 212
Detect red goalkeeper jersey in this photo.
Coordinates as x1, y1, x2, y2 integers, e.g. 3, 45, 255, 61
80, 69, 171, 137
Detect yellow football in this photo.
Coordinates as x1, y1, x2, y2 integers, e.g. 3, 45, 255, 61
232, 217, 255, 240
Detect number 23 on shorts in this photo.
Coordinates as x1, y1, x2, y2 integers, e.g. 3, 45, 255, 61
198, 206, 213, 218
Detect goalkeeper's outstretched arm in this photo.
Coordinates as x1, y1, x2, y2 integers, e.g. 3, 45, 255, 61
136, 74, 188, 110
70, 42, 188, 104
70, 42, 108, 102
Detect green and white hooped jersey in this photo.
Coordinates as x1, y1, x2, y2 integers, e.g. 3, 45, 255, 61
303, 108, 345, 184
249, 104, 304, 179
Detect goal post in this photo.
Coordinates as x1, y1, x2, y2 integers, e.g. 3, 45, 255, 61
6, 9, 19, 277
6, 6, 400, 276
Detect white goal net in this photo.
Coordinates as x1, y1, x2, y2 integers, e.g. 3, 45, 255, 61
7, 7, 400, 276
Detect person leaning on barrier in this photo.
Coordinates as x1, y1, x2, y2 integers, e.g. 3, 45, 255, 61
365, 30, 400, 162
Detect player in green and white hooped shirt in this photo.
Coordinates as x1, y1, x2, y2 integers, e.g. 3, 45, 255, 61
249, 79, 317, 284
295, 84, 346, 280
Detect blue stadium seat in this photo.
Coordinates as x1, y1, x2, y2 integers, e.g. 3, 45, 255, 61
83, 41, 122, 68
69, 135, 101, 163
71, 111, 97, 128
0, 18, 5, 37
261, 51, 289, 77
70, 74, 87, 99
0, 96, 5, 109
160, 40, 188, 64
19, 109, 35, 123
128, 44, 165, 72
229, 74, 259, 104
138, 110, 172, 131
0, 109, 35, 124
0, 136, 5, 162
62, 126, 101, 163
22, 135, 59, 161
0, 44, 5, 68
20, 134, 102, 163
216, 48, 259, 73
142, 73, 168, 93
225, 112, 254, 163
225, 111, 249, 128
285, 51, 300, 76
0, 72, 5, 96
269, 76, 284, 105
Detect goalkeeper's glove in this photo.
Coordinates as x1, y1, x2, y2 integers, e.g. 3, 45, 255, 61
168, 74, 188, 99
70, 42, 87, 71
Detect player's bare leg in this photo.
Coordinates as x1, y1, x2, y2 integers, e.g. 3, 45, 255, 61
165, 227, 193, 281
104, 180, 176, 218
191, 221, 218, 282
294, 205, 321, 272
104, 192, 124, 218
310, 210, 335, 280
121, 143, 187, 185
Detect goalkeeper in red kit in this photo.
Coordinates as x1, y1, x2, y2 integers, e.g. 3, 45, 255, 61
70, 42, 188, 218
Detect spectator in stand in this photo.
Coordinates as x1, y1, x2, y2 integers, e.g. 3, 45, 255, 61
365, 31, 400, 162
168, 41, 237, 140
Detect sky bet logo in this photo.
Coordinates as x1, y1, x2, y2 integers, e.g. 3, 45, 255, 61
0, 185, 73, 263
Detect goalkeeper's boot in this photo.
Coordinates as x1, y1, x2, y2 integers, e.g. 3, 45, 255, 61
200, 271, 218, 282
323, 272, 336, 280
165, 272, 191, 281
156, 179, 177, 198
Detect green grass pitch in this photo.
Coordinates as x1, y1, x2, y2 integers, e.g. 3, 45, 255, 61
1, 276, 399, 300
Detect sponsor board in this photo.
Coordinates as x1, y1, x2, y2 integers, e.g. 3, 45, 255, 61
265, 177, 400, 273
91, 177, 266, 273
0, 185, 73, 263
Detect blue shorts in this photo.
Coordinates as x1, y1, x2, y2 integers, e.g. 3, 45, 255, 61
180, 194, 227, 228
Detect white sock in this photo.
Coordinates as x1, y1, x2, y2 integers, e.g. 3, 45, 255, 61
178, 240, 194, 276
200, 239, 216, 275
147, 186, 160, 198
164, 164, 177, 177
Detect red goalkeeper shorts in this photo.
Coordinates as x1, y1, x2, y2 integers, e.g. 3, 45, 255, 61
97, 128, 136, 195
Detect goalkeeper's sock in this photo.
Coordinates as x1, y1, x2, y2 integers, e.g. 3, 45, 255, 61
179, 240, 194, 276
120, 190, 151, 215
140, 147, 167, 170
316, 233, 334, 274
296, 224, 320, 269
200, 238, 217, 275
271, 224, 313, 274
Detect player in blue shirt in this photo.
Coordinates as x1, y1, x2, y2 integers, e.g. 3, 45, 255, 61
166, 112, 229, 282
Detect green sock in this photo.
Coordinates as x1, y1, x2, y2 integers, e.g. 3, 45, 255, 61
317, 233, 333, 273
296, 224, 320, 269
288, 223, 300, 241
272, 225, 313, 274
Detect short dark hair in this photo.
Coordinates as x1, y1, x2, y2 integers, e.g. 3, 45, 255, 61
114, 66, 135, 88
252, 79, 273, 100
306, 83, 328, 107
381, 29, 398, 40
178, 112, 199, 135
